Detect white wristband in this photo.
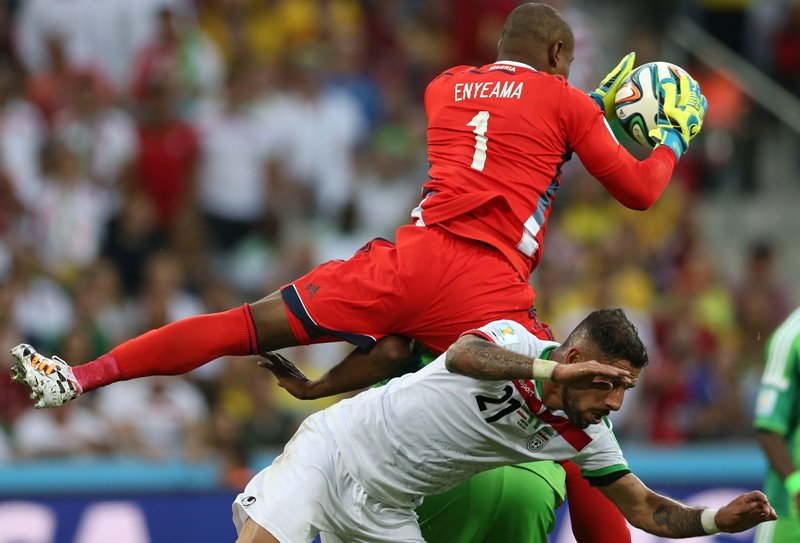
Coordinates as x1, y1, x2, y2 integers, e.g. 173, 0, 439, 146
531, 358, 557, 381
700, 508, 720, 535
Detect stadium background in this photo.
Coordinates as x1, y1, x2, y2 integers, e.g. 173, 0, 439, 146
0, 0, 798, 541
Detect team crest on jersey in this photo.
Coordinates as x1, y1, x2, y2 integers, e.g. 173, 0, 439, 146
527, 427, 556, 452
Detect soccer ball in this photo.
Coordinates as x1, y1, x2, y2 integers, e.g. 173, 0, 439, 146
613, 61, 690, 149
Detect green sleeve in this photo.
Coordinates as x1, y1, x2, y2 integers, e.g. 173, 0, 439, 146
754, 333, 800, 437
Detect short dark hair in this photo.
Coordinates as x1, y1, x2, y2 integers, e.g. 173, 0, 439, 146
563, 308, 649, 368
499, 3, 574, 56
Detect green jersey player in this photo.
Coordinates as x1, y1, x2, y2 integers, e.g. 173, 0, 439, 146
417, 461, 566, 542
754, 306, 800, 542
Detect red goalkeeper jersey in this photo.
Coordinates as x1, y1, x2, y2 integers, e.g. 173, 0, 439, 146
415, 60, 676, 280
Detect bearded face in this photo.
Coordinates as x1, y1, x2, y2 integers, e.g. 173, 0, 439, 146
561, 385, 615, 429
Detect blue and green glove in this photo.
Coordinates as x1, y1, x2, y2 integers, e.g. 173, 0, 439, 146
649, 74, 708, 160
589, 52, 636, 119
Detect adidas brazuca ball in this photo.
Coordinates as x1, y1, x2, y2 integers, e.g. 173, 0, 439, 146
613, 61, 691, 149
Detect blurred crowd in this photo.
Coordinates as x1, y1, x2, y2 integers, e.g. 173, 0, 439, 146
0, 0, 797, 489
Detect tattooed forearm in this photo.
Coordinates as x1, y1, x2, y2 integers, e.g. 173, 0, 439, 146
651, 503, 705, 537
445, 337, 535, 380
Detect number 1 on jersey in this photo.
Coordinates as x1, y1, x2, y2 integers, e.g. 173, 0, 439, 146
467, 110, 490, 171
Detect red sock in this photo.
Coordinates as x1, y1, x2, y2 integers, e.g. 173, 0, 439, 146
563, 460, 631, 543
73, 305, 259, 392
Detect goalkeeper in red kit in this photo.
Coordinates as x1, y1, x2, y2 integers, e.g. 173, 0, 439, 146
12, 3, 706, 542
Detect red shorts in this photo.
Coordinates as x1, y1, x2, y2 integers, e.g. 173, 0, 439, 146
281, 224, 552, 353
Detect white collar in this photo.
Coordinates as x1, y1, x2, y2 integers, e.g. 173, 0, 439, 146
493, 60, 537, 71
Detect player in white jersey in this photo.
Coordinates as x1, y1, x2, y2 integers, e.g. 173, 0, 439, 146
232, 309, 776, 542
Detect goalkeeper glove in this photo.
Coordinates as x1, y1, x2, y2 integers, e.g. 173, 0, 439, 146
649, 74, 707, 160
589, 52, 636, 119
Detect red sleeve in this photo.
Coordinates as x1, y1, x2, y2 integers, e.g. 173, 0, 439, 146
562, 88, 677, 211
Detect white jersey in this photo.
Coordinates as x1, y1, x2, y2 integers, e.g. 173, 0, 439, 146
324, 319, 629, 508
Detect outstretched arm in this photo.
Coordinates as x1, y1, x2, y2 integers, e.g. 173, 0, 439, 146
445, 335, 631, 389
600, 473, 777, 537
258, 336, 414, 400
576, 60, 706, 210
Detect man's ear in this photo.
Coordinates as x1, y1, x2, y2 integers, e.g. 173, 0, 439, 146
548, 41, 564, 70
563, 346, 582, 365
